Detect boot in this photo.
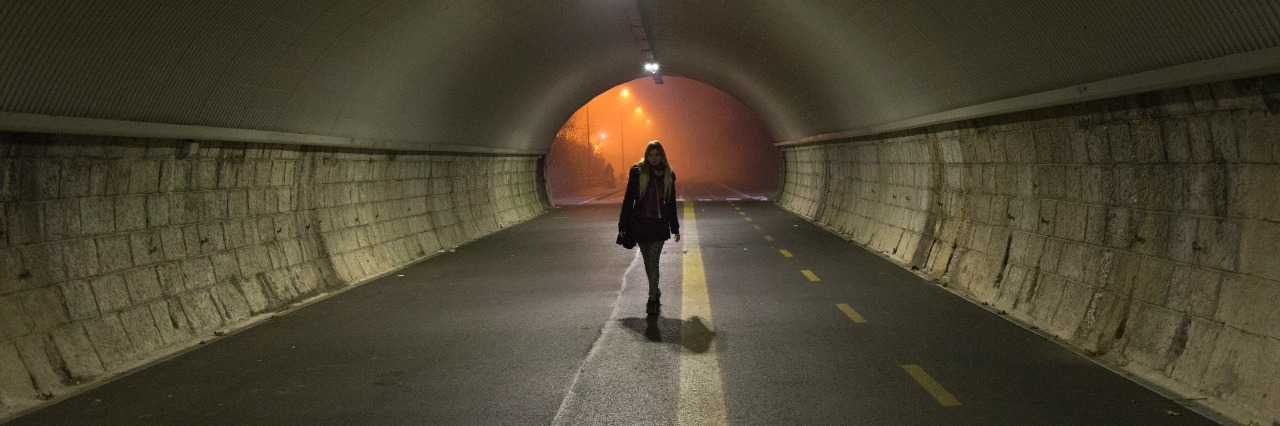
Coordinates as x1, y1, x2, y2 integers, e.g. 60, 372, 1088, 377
646, 290, 662, 316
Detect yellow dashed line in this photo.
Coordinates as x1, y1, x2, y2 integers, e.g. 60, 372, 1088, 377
753, 225, 761, 230
738, 211, 746, 215
836, 304, 866, 323
678, 202, 728, 425
801, 270, 820, 282
744, 217, 753, 222
779, 249, 793, 258
902, 365, 961, 407
764, 236, 774, 241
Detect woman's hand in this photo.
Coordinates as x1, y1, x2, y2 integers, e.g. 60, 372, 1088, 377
674, 233, 681, 242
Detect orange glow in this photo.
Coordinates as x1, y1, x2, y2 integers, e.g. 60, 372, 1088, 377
546, 77, 780, 205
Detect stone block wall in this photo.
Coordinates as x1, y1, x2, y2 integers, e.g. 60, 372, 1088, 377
0, 135, 547, 415
778, 75, 1280, 423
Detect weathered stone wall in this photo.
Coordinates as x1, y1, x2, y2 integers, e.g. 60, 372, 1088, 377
778, 75, 1280, 423
0, 135, 547, 415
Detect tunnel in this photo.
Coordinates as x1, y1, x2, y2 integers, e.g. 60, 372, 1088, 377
1, 1, 1279, 424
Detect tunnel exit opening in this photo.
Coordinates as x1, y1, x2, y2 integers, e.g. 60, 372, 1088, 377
545, 76, 781, 206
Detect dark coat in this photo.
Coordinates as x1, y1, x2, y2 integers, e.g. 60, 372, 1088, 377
618, 165, 680, 242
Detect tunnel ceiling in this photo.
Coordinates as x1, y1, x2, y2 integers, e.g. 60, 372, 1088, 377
2, 1, 1279, 152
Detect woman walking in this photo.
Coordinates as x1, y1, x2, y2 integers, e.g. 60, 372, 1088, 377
618, 141, 681, 316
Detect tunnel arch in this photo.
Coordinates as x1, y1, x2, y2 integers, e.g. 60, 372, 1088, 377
2, 2, 1280, 422
2, 1, 1278, 153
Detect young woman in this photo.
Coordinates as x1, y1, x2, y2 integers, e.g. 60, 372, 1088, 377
618, 141, 681, 316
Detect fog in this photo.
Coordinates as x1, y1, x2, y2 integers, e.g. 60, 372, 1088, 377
547, 77, 781, 205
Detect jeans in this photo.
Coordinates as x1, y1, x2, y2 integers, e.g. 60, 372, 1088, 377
638, 240, 664, 301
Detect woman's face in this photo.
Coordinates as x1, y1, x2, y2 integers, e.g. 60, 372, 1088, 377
646, 149, 664, 166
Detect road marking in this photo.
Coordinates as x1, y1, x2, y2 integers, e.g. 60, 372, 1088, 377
801, 270, 820, 282
764, 236, 774, 241
753, 225, 761, 230
836, 304, 866, 323
902, 365, 961, 407
679, 202, 728, 425
779, 249, 793, 258
744, 217, 753, 222
738, 211, 745, 215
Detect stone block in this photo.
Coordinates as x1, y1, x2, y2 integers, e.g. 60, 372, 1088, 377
1184, 166, 1226, 216
5, 202, 42, 246
58, 160, 93, 199
1131, 121, 1165, 164
144, 194, 170, 227
122, 267, 163, 305
1186, 114, 1215, 163
0, 341, 38, 405
48, 323, 105, 380
1236, 110, 1273, 163
159, 226, 185, 261
1216, 275, 1280, 339
211, 283, 251, 323
17, 287, 69, 332
179, 290, 224, 333
157, 159, 189, 191
127, 160, 160, 194
119, 305, 163, 357
79, 198, 115, 236
1054, 202, 1086, 242
82, 314, 136, 368
237, 276, 271, 313
91, 274, 131, 313
1241, 220, 1280, 282
0, 295, 31, 340
1194, 218, 1240, 271
1167, 265, 1222, 319
1238, 165, 1280, 222
114, 195, 146, 232
149, 301, 192, 345
1167, 317, 1223, 388
1134, 256, 1174, 305
155, 262, 185, 296
1121, 303, 1184, 371
1159, 118, 1191, 163
43, 200, 82, 241
0, 250, 26, 295
1208, 111, 1241, 163
128, 231, 162, 267
1202, 327, 1280, 414
1165, 215, 1197, 264
10, 334, 62, 393
1049, 279, 1092, 334
181, 257, 216, 291
1058, 243, 1087, 283
169, 192, 199, 225
96, 235, 132, 273
59, 280, 98, 321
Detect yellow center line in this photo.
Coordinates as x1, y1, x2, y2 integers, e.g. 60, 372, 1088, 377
738, 211, 745, 215
836, 303, 867, 323
764, 236, 774, 241
753, 225, 761, 230
801, 270, 820, 282
744, 217, 753, 222
679, 202, 728, 425
902, 365, 961, 407
779, 249, 793, 258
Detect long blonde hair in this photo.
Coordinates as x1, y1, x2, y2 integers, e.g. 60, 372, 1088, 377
636, 141, 674, 199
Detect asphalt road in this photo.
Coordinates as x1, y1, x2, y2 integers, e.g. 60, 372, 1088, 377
9, 199, 1219, 425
